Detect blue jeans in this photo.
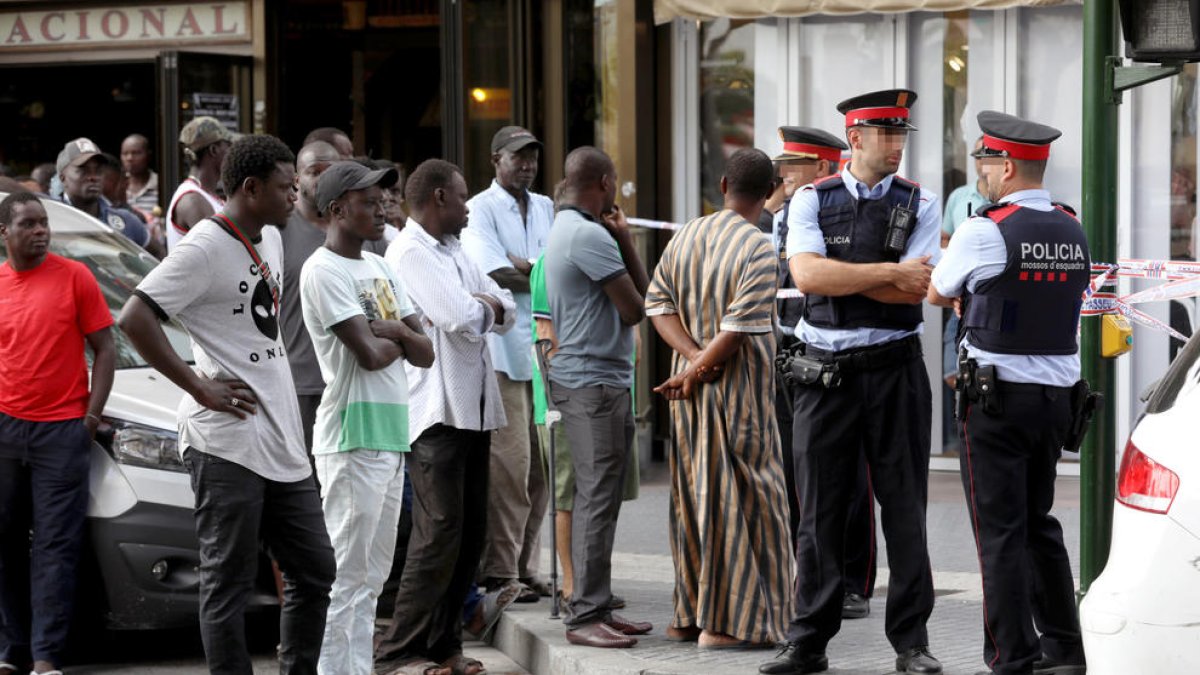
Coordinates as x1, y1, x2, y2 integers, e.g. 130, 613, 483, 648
0, 413, 91, 667
183, 448, 335, 675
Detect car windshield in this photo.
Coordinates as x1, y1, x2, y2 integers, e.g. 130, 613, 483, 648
0, 196, 194, 369
1145, 330, 1200, 414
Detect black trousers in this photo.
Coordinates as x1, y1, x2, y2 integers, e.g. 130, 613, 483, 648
375, 425, 489, 665
959, 384, 1084, 675
0, 414, 91, 668
788, 352, 934, 654
776, 376, 877, 599
182, 448, 335, 675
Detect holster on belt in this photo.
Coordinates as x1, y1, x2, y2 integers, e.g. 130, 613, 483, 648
1064, 380, 1102, 454
775, 344, 842, 389
954, 350, 1001, 418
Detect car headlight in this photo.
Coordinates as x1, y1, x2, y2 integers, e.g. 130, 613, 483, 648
106, 419, 185, 472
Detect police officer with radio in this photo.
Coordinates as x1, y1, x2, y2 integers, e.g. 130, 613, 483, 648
769, 126, 878, 620
927, 111, 1089, 675
760, 90, 943, 675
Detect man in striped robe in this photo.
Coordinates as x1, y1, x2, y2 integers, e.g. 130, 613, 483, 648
646, 148, 793, 649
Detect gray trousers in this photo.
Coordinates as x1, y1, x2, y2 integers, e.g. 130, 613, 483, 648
549, 382, 633, 628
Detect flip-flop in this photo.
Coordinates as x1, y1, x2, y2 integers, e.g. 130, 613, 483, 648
664, 625, 701, 642
475, 582, 522, 641
700, 629, 772, 648
441, 654, 486, 675
382, 661, 450, 675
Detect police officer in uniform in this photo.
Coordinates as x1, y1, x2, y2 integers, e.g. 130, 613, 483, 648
928, 111, 1088, 675
768, 126, 878, 620
760, 90, 942, 675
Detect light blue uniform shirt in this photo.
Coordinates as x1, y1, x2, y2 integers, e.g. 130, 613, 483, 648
462, 180, 554, 381
942, 181, 988, 236
930, 189, 1081, 387
785, 165, 943, 351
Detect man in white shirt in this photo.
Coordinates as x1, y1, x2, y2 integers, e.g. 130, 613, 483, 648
374, 159, 515, 675
462, 126, 555, 599
302, 161, 434, 675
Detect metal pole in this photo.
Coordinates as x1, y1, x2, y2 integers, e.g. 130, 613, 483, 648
1079, 0, 1119, 593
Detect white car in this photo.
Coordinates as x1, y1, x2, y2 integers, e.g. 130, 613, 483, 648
0, 193, 279, 636
1079, 334, 1200, 672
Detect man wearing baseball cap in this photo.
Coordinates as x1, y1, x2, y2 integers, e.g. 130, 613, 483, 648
301, 161, 434, 674
166, 116, 236, 250
56, 138, 157, 255
461, 126, 556, 601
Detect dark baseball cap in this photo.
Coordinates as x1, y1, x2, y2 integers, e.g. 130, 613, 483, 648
315, 161, 399, 215
56, 137, 112, 175
491, 126, 542, 154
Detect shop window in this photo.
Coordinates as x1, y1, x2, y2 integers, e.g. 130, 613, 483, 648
698, 18, 756, 214
463, 0, 515, 193
1169, 63, 1198, 360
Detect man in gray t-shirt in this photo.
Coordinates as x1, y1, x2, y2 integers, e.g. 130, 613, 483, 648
119, 135, 334, 674
544, 208, 635, 391
543, 147, 652, 648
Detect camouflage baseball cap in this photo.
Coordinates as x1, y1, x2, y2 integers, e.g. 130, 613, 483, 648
179, 116, 238, 152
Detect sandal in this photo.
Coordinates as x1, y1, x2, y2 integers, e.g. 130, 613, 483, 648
471, 582, 522, 641
519, 576, 553, 597
381, 661, 450, 675
513, 583, 539, 604
441, 654, 486, 675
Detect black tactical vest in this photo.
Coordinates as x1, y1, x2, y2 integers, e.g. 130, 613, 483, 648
802, 175, 924, 331
962, 203, 1091, 355
775, 200, 804, 332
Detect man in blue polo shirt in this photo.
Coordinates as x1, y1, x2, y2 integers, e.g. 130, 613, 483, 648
56, 138, 156, 254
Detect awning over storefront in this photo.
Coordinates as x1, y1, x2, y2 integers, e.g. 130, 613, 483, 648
654, 0, 1076, 24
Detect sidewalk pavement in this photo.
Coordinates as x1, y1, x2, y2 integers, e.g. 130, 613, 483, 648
492, 469, 1083, 675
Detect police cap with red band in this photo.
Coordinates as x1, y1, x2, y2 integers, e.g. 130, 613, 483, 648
837, 89, 918, 130
774, 126, 847, 163
972, 110, 1061, 161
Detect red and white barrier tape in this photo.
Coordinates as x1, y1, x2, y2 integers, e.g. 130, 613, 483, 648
629, 218, 1198, 341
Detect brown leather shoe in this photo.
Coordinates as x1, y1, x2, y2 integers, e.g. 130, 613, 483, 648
565, 621, 637, 648
605, 613, 652, 635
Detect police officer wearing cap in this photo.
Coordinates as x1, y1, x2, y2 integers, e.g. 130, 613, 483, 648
768, 127, 878, 621
760, 90, 943, 675
928, 111, 1088, 675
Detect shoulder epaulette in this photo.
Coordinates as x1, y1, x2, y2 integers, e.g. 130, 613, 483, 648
1053, 202, 1078, 219
813, 174, 842, 190
976, 203, 1021, 224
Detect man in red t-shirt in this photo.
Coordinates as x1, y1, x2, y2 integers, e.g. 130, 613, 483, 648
0, 191, 115, 675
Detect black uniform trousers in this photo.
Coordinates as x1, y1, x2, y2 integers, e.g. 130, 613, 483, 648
959, 383, 1084, 675
787, 350, 934, 654
775, 356, 877, 599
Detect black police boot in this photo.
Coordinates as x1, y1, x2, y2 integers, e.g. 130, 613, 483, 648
895, 646, 943, 674
758, 642, 828, 674
842, 592, 870, 619
1033, 656, 1086, 675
